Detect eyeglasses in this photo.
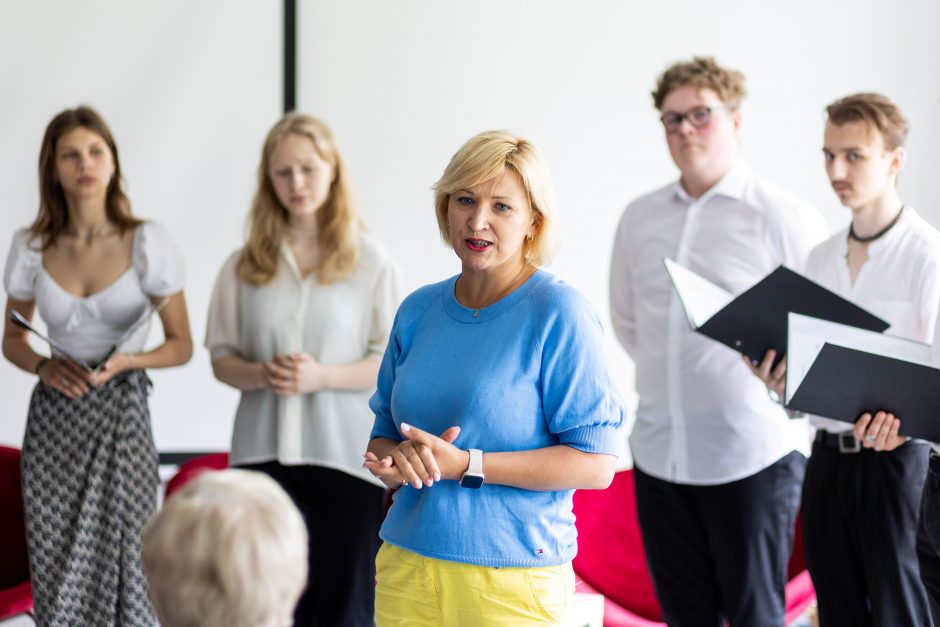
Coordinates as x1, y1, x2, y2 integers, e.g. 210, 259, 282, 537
660, 105, 733, 132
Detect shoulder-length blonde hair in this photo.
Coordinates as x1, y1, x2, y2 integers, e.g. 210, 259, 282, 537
237, 113, 360, 285
433, 130, 557, 266
30, 106, 141, 249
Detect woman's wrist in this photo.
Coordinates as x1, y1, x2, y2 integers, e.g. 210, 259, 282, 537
34, 357, 50, 376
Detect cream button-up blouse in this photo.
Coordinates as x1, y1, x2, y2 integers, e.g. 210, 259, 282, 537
205, 232, 402, 486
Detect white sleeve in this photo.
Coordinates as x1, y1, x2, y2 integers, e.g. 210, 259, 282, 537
609, 208, 637, 355
367, 257, 404, 359
204, 252, 243, 360
133, 222, 186, 296
3, 229, 41, 301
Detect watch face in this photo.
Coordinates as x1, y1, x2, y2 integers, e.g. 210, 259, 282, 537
460, 474, 484, 489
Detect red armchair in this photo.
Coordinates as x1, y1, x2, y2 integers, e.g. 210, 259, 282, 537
0, 446, 33, 623
573, 468, 815, 626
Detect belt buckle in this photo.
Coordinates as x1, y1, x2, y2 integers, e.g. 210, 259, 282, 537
838, 432, 860, 454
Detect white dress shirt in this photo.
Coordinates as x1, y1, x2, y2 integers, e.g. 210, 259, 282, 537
205, 232, 402, 486
803, 208, 940, 434
610, 161, 828, 484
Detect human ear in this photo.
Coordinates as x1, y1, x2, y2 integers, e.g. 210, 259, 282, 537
889, 147, 907, 175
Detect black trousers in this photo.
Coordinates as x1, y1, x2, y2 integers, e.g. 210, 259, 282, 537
634, 451, 804, 627
918, 453, 940, 625
239, 461, 385, 627
802, 434, 932, 627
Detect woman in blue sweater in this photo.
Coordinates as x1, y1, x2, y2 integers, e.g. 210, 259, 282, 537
364, 130, 625, 625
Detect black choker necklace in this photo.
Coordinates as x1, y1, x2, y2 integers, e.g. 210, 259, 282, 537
849, 205, 905, 244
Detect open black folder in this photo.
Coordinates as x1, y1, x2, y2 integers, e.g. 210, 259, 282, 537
785, 313, 940, 442
663, 258, 890, 365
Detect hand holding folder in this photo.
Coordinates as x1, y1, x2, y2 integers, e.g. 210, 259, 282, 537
10, 298, 168, 374
663, 258, 890, 365
785, 313, 940, 443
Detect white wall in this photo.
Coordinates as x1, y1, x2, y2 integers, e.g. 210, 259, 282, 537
0, 1, 280, 450
298, 0, 940, 461
2, 1, 939, 456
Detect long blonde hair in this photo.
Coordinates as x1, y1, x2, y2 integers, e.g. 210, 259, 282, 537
237, 113, 360, 285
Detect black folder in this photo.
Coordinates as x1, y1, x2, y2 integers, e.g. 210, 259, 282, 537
664, 259, 890, 365
787, 343, 940, 442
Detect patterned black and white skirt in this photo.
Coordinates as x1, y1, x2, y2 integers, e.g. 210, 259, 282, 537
21, 370, 158, 627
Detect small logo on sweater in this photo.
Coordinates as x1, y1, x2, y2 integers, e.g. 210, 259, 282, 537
534, 548, 546, 557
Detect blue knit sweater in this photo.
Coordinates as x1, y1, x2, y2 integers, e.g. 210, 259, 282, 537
369, 269, 625, 567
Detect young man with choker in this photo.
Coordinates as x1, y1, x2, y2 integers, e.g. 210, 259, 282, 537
751, 92, 940, 625
609, 57, 827, 626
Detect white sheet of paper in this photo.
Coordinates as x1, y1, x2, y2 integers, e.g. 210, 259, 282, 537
662, 258, 734, 329
785, 312, 932, 404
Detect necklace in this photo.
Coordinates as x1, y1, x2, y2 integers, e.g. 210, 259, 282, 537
849, 205, 905, 244
465, 263, 532, 318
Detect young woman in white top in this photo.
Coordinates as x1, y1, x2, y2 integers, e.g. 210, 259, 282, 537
750, 93, 939, 626
1, 105, 193, 626
205, 112, 401, 627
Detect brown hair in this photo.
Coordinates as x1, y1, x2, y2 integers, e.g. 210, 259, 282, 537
432, 130, 557, 267
825, 93, 909, 150
237, 113, 360, 286
30, 106, 140, 249
651, 56, 747, 111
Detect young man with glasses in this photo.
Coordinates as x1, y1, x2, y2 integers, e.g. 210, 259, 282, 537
609, 57, 827, 626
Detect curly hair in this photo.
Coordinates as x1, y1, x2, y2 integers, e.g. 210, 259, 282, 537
651, 56, 747, 111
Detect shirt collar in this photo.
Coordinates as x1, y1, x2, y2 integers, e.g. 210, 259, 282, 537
674, 159, 750, 204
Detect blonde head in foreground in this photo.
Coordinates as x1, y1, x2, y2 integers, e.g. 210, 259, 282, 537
142, 469, 307, 627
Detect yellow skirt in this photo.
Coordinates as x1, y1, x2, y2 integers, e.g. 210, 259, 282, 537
375, 542, 574, 626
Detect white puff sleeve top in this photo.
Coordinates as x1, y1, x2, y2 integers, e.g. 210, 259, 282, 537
3, 222, 185, 362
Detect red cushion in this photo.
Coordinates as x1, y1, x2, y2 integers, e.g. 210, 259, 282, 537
0, 580, 33, 620
573, 469, 815, 626
573, 470, 661, 621
164, 453, 229, 499
0, 446, 29, 590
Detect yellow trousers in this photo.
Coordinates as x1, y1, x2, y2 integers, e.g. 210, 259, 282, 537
375, 543, 574, 626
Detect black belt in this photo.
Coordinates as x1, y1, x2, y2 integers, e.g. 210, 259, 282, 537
815, 430, 860, 453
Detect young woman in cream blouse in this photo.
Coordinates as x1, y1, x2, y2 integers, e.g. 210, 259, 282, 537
205, 112, 402, 627
2, 105, 193, 626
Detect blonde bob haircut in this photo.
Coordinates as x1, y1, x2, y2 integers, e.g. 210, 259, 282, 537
433, 130, 558, 267
142, 470, 307, 627
237, 112, 361, 286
